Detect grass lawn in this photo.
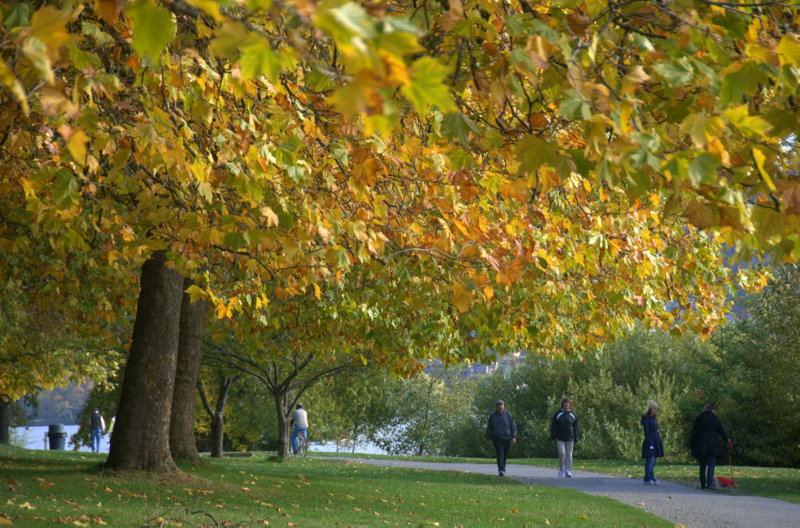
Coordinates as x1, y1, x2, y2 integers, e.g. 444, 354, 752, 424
0, 445, 675, 527
317, 452, 800, 505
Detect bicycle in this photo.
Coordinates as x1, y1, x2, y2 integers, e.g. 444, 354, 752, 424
296, 430, 308, 457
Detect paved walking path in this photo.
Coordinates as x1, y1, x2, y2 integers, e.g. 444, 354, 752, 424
333, 458, 800, 528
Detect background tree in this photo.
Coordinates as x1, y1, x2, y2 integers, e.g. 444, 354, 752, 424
705, 264, 800, 466
369, 368, 478, 456
197, 366, 241, 458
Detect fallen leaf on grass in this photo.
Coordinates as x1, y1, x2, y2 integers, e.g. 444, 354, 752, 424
18, 502, 35, 510
0, 517, 12, 525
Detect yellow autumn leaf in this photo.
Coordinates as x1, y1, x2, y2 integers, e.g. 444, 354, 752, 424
67, 129, 89, 166
451, 283, 474, 313
483, 285, 494, 301
777, 34, 800, 67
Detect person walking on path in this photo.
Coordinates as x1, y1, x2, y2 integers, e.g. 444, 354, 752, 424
291, 403, 309, 455
690, 402, 732, 490
485, 399, 517, 476
89, 408, 106, 453
641, 400, 664, 484
551, 397, 579, 478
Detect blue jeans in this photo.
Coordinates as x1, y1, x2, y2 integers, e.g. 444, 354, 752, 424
291, 426, 308, 453
644, 456, 657, 482
90, 429, 102, 452
492, 437, 511, 471
699, 455, 717, 488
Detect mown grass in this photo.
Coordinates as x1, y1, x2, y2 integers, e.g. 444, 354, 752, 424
317, 452, 800, 505
0, 445, 675, 527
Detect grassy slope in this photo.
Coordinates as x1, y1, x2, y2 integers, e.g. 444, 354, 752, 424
0, 446, 673, 528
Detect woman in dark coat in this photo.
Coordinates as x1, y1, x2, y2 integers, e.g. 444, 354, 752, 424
690, 403, 732, 490
641, 401, 664, 484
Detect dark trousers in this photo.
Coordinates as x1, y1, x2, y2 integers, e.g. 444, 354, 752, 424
492, 437, 511, 471
698, 455, 717, 488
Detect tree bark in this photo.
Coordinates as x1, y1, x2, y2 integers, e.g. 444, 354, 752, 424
169, 278, 207, 463
198, 376, 238, 458
275, 392, 292, 459
106, 252, 184, 472
0, 399, 9, 444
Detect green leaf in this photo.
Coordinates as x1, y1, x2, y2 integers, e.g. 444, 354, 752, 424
224, 232, 248, 250
529, 20, 559, 43
239, 35, 283, 82
688, 152, 720, 186
682, 112, 723, 148
718, 62, 763, 108
448, 147, 475, 171
515, 135, 560, 173
400, 57, 455, 114
315, 2, 374, 50
752, 205, 785, 241
128, 0, 176, 68
441, 113, 480, 145
653, 58, 694, 87
558, 90, 591, 119
723, 105, 772, 138
51, 169, 79, 209
506, 13, 536, 38
554, 0, 583, 7
208, 22, 249, 59
3, 3, 30, 29
631, 34, 655, 53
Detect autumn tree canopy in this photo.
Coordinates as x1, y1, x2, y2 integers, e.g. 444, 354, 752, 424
1, 0, 799, 460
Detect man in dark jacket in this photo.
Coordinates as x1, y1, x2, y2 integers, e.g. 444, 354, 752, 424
550, 398, 579, 477
690, 403, 732, 490
486, 399, 517, 476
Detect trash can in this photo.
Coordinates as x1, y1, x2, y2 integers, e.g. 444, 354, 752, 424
47, 424, 68, 450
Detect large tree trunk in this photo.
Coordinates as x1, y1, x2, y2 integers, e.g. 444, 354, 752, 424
0, 399, 9, 444
169, 278, 206, 463
106, 252, 184, 472
275, 393, 292, 459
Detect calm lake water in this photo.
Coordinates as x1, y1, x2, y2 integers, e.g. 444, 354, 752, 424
12, 425, 383, 455
13, 424, 102, 452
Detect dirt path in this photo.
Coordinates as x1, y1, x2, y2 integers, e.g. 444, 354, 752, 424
333, 458, 800, 528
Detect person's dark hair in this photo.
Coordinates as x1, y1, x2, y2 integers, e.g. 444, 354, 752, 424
704, 402, 716, 411
561, 398, 572, 406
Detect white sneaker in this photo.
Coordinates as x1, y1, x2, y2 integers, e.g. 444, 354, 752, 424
558, 470, 563, 477
566, 472, 573, 478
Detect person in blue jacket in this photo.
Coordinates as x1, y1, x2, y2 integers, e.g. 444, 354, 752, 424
486, 399, 517, 476
641, 401, 664, 484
